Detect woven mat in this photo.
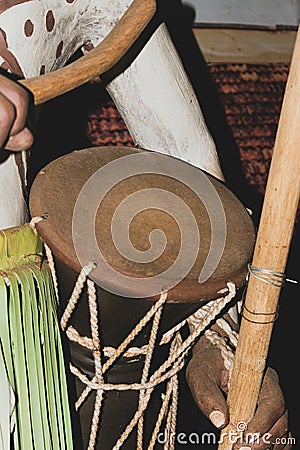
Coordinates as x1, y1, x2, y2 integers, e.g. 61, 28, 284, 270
86, 64, 289, 197
207, 63, 289, 195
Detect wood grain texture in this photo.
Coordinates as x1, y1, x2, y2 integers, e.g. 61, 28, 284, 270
21, 0, 156, 105
218, 26, 300, 449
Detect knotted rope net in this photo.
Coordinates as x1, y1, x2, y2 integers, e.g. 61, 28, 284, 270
44, 244, 238, 450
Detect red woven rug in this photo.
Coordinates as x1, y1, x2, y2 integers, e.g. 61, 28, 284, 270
208, 63, 289, 194
86, 63, 289, 196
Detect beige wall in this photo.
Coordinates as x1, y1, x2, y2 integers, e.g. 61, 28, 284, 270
193, 28, 297, 64
183, 0, 300, 28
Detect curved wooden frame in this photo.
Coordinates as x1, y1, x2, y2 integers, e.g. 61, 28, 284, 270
21, 0, 156, 105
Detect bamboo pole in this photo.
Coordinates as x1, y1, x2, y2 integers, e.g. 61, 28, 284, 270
218, 25, 300, 450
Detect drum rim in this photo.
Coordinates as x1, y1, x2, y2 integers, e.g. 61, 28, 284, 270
29, 146, 256, 304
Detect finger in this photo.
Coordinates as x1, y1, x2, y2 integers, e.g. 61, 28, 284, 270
0, 75, 29, 135
0, 92, 16, 147
186, 347, 229, 429
268, 412, 289, 450
5, 127, 34, 151
232, 368, 287, 450
233, 412, 289, 450
247, 368, 286, 437
274, 432, 294, 450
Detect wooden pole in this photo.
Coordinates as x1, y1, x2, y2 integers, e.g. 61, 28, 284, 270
6, 0, 156, 152
218, 25, 300, 449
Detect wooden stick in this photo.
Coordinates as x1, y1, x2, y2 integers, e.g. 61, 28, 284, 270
20, 0, 156, 105
4, 0, 156, 152
218, 26, 300, 449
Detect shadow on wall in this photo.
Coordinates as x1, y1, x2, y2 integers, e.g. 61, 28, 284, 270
157, 0, 265, 221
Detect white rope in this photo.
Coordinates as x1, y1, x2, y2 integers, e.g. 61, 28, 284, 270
60, 262, 96, 331
42, 241, 238, 449
216, 317, 238, 348
74, 291, 169, 411
66, 326, 148, 358
137, 298, 164, 449
186, 286, 240, 383
160, 285, 236, 346
44, 242, 60, 304
65, 282, 236, 449
204, 329, 235, 383
86, 279, 104, 450
29, 216, 60, 303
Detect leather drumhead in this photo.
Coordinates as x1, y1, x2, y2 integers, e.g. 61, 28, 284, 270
29, 146, 256, 303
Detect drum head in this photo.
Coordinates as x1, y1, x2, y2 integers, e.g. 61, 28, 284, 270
29, 146, 255, 302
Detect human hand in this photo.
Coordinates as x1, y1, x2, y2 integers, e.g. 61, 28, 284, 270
186, 342, 293, 449
0, 73, 33, 151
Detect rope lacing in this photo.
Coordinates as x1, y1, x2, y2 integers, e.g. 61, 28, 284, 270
61, 267, 236, 450
29, 216, 238, 450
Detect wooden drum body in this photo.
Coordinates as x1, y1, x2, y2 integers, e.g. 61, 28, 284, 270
29, 146, 255, 449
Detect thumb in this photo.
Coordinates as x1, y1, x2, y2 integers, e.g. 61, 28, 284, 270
5, 127, 34, 152
186, 347, 229, 429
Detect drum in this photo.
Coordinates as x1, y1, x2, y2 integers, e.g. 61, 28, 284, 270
29, 146, 256, 449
